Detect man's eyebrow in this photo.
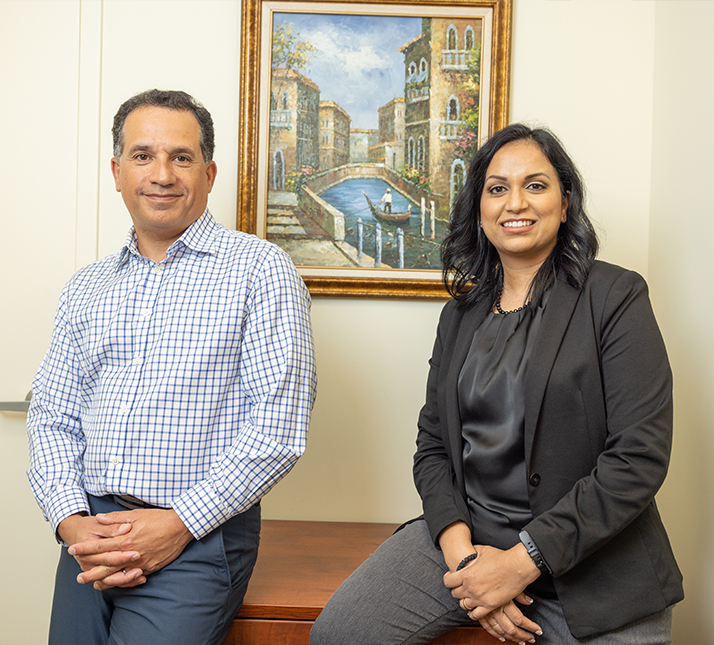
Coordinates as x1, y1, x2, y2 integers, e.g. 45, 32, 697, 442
126, 144, 197, 156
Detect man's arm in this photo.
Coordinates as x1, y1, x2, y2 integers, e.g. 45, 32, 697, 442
169, 245, 317, 540
27, 285, 94, 535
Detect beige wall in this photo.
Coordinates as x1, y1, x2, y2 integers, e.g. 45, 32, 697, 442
648, 3, 714, 643
0, 1, 709, 643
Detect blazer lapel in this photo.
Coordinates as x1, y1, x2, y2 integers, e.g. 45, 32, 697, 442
442, 297, 491, 491
524, 277, 581, 461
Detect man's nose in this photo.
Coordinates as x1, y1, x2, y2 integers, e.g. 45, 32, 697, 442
150, 157, 175, 185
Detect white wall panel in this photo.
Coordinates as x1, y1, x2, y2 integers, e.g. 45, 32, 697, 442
0, 3, 82, 643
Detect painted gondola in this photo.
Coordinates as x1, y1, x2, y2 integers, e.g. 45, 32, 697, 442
363, 192, 411, 224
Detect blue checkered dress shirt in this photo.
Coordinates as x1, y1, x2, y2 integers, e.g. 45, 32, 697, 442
28, 210, 316, 539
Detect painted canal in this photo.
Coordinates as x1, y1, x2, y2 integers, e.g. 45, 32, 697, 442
318, 178, 446, 270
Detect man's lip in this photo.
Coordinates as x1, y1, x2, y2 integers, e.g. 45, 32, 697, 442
144, 193, 181, 200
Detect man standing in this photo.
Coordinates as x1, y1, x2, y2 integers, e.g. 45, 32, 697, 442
380, 187, 392, 213
27, 90, 316, 645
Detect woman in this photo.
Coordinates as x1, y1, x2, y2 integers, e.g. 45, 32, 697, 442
310, 124, 683, 645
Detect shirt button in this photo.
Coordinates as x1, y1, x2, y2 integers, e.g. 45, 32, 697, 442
133, 357, 142, 366
141, 308, 151, 318
111, 457, 121, 465
152, 264, 164, 273
529, 473, 541, 486
119, 405, 129, 415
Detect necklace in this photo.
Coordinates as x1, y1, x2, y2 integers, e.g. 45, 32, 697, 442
495, 289, 529, 315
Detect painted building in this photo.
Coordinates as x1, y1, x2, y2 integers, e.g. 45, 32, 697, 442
399, 17, 481, 210
350, 128, 379, 163
369, 97, 405, 169
319, 101, 351, 170
269, 68, 320, 190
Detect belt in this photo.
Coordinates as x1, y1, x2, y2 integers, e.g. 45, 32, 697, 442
112, 494, 163, 511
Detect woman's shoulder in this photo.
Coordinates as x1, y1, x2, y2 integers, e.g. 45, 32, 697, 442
583, 260, 648, 291
578, 260, 651, 315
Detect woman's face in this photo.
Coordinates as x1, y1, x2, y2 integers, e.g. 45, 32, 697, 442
479, 139, 568, 268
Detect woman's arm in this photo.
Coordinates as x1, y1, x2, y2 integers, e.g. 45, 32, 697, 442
413, 302, 473, 545
524, 269, 673, 576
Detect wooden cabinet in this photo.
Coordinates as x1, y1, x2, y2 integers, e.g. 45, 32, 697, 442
223, 520, 499, 645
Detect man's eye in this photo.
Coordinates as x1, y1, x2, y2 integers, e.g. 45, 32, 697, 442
135, 154, 150, 161
175, 156, 191, 163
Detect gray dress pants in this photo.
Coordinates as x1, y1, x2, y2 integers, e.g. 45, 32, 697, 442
310, 519, 673, 645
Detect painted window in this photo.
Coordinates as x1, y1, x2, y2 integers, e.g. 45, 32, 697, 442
465, 26, 475, 51
450, 159, 466, 207
447, 26, 457, 51
407, 137, 415, 168
448, 96, 460, 121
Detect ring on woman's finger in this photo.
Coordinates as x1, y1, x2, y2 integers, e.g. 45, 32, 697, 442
460, 598, 475, 612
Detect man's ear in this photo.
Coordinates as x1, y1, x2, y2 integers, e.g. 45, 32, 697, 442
111, 158, 122, 193
206, 160, 218, 193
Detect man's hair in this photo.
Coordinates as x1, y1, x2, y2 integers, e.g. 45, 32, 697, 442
112, 89, 215, 162
442, 122, 599, 309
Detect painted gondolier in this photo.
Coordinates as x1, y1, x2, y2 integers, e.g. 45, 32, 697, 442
380, 188, 392, 213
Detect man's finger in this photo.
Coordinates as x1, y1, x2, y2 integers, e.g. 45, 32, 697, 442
78, 564, 143, 585
94, 572, 147, 591
69, 530, 133, 556
95, 511, 138, 526
73, 550, 140, 570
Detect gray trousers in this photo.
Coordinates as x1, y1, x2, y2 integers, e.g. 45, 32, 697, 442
49, 494, 261, 645
310, 519, 673, 645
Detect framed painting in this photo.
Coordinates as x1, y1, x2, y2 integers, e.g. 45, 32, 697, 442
237, 0, 512, 298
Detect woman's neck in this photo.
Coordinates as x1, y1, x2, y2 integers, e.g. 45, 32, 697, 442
498, 259, 544, 312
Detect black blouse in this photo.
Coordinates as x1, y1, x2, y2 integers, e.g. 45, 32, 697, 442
458, 294, 556, 597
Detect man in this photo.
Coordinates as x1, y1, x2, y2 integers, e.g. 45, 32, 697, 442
380, 187, 392, 213
27, 89, 317, 645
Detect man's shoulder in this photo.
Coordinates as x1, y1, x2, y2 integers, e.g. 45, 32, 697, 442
66, 250, 125, 288
213, 227, 296, 270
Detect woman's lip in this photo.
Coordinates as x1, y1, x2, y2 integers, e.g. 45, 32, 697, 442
500, 219, 535, 229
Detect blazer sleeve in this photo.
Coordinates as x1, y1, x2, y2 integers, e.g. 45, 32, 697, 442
413, 300, 472, 546
524, 269, 673, 576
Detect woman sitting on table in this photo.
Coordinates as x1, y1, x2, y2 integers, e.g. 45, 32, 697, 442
310, 123, 683, 645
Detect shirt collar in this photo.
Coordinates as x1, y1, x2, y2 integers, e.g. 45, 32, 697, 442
115, 209, 218, 269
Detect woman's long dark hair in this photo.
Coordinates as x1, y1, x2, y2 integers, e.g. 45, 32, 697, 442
442, 123, 599, 308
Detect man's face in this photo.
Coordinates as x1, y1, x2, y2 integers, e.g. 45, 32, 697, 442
111, 106, 217, 248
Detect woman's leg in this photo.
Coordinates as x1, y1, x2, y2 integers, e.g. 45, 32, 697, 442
310, 519, 471, 645
524, 595, 673, 645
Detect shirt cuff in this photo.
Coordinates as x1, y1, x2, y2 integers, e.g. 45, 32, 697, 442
44, 486, 91, 542
172, 479, 235, 540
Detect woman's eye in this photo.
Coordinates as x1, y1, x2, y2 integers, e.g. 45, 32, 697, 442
488, 185, 506, 194
527, 182, 546, 190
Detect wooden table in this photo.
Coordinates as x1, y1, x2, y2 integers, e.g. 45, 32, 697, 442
223, 519, 499, 645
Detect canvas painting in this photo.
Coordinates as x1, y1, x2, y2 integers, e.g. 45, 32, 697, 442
237, 0, 511, 297
266, 11, 483, 272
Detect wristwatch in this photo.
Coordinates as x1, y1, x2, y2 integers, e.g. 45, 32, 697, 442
519, 530, 552, 575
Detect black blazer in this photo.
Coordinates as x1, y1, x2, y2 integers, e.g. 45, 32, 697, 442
413, 261, 683, 639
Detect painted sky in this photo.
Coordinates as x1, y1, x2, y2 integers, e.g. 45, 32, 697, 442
273, 12, 422, 129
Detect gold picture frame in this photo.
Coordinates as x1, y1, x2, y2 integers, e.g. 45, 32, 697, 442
237, 0, 512, 298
